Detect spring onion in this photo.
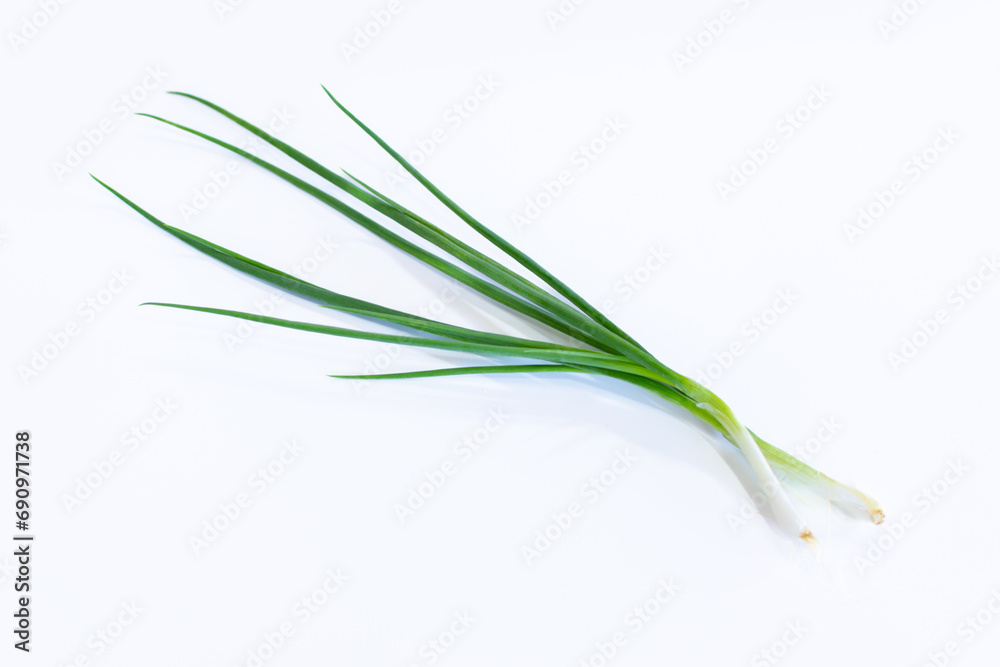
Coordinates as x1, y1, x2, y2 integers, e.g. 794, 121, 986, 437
93, 89, 883, 543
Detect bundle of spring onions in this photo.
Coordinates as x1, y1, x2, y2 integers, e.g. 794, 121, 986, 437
94, 88, 883, 543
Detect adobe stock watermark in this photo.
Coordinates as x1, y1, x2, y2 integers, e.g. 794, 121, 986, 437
234, 567, 350, 667
512, 116, 628, 233
694, 288, 798, 389
62, 398, 179, 514
0, 556, 16, 587
224, 291, 286, 353
340, 0, 413, 63
213, 0, 250, 20
855, 458, 968, 574
189, 439, 306, 556
350, 343, 402, 394
405, 611, 476, 667
57, 601, 144, 666
577, 578, 681, 667
521, 449, 638, 566
7, 0, 73, 53
352, 281, 465, 394
877, 0, 932, 40
599, 246, 671, 316
915, 588, 1000, 667
726, 417, 843, 532
544, 0, 590, 31
843, 126, 958, 244
17, 269, 135, 385
672, 0, 756, 73
716, 84, 833, 202
224, 235, 338, 352
51, 66, 169, 182
886, 254, 997, 372
383, 75, 500, 192
750, 620, 808, 667
394, 408, 510, 524
178, 106, 295, 223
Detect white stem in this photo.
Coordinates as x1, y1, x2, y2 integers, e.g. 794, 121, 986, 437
697, 402, 815, 543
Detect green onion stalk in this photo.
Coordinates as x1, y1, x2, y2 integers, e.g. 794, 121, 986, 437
94, 89, 883, 543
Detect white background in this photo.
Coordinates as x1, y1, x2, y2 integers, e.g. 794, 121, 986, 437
3, 1, 1000, 665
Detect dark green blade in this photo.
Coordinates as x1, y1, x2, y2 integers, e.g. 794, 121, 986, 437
329, 364, 587, 380
318, 91, 701, 395
142, 101, 686, 392
320, 86, 646, 350
137, 110, 615, 353
134, 95, 697, 394
144, 302, 675, 385
92, 175, 581, 352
